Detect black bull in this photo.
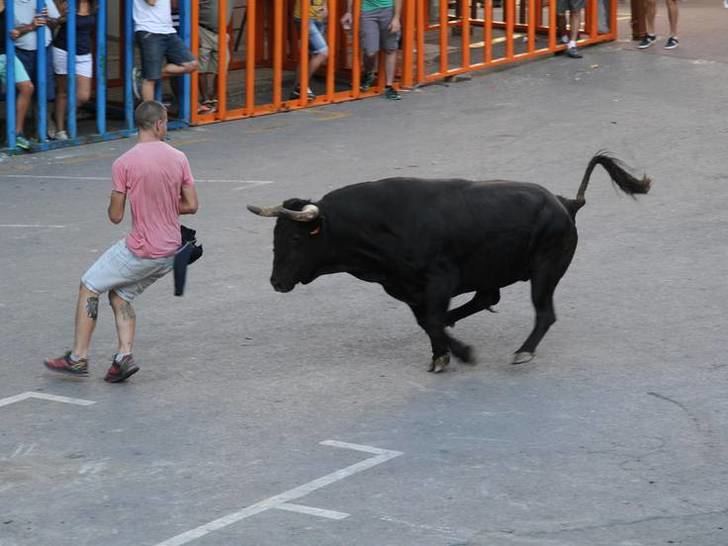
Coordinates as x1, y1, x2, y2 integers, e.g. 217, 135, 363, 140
248, 153, 651, 373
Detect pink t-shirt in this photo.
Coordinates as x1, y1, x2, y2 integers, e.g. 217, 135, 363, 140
112, 141, 195, 258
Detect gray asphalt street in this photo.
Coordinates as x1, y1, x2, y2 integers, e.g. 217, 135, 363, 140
1, 5, 727, 545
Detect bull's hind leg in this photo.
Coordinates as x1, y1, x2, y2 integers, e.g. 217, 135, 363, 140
513, 249, 574, 365
446, 289, 500, 327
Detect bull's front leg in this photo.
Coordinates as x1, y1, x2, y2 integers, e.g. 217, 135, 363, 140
410, 303, 451, 373
410, 267, 470, 373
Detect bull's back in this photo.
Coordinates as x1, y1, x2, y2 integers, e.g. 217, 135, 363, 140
322, 178, 575, 289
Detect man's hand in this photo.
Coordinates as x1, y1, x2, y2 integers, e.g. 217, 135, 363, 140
340, 11, 352, 30
144, 0, 157, 5
10, 28, 21, 40
388, 16, 401, 34
33, 8, 48, 27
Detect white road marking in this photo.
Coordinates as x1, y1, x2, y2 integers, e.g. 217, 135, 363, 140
0, 391, 96, 408
0, 224, 66, 228
0, 174, 273, 185
153, 441, 403, 546
276, 503, 350, 520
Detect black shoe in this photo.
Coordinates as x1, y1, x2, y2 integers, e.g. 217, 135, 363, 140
664, 36, 679, 49
289, 85, 315, 101
638, 34, 656, 49
566, 47, 583, 58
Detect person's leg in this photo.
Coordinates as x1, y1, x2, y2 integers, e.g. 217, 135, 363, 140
109, 290, 136, 355
76, 75, 92, 105
360, 10, 379, 89
16, 81, 34, 135
644, 0, 656, 36
569, 9, 581, 42
43, 280, 97, 374
308, 21, 329, 78
55, 74, 68, 131
384, 49, 397, 86
72, 283, 101, 359
137, 31, 164, 101
162, 33, 199, 77
665, 0, 678, 36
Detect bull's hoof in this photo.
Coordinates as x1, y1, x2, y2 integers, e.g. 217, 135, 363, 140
428, 354, 451, 373
453, 345, 476, 364
512, 351, 535, 365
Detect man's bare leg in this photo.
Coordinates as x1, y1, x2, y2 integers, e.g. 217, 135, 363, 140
666, 0, 678, 36
72, 283, 100, 359
109, 290, 136, 356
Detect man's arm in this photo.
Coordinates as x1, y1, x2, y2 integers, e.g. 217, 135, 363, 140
389, 0, 402, 32
108, 191, 126, 224
341, 0, 353, 28
179, 185, 199, 215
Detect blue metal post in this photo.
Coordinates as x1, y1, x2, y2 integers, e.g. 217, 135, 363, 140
179, 0, 191, 123
66, 0, 77, 138
35, 0, 47, 142
5, 0, 17, 148
124, 0, 134, 130
96, 0, 107, 134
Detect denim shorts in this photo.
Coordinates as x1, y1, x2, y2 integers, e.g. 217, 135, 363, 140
360, 7, 400, 55
15, 46, 55, 100
295, 19, 328, 55
0, 54, 31, 86
81, 239, 174, 302
135, 31, 195, 81
558, 0, 585, 13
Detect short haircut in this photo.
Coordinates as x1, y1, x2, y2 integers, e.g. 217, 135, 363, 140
134, 101, 167, 131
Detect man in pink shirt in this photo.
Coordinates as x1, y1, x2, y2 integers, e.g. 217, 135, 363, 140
44, 101, 199, 383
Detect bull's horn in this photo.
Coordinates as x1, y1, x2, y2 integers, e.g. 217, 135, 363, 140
279, 204, 320, 222
247, 204, 282, 217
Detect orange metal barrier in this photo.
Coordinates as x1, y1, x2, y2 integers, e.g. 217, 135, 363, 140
188, 0, 616, 125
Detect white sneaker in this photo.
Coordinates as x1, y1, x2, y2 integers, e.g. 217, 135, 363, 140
47, 116, 57, 139
54, 130, 69, 141
132, 66, 142, 100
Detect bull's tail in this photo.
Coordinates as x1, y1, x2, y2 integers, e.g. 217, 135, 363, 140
574, 152, 652, 211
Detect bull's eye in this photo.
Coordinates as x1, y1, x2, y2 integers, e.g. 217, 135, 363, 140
292, 234, 302, 243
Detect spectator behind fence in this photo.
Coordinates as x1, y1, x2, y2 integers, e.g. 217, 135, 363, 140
44, 100, 199, 384
52, 0, 96, 140
341, 0, 402, 101
638, 0, 679, 49
289, 0, 328, 102
1, 0, 34, 150
197, 0, 234, 110
132, 0, 198, 102
12, 0, 60, 137
558, 0, 584, 58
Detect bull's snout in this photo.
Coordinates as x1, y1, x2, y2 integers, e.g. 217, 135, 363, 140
271, 277, 294, 293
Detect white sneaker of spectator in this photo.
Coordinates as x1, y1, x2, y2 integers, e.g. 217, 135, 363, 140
55, 130, 69, 141
47, 116, 57, 140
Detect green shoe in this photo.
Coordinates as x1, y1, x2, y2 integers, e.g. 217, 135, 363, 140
384, 86, 401, 101
360, 72, 376, 91
15, 135, 31, 151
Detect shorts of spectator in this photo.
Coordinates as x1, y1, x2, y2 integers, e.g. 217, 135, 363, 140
52, 47, 93, 78
557, 0, 585, 14
198, 25, 230, 74
360, 6, 399, 56
0, 53, 31, 86
15, 45, 55, 100
294, 18, 328, 56
135, 31, 195, 81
